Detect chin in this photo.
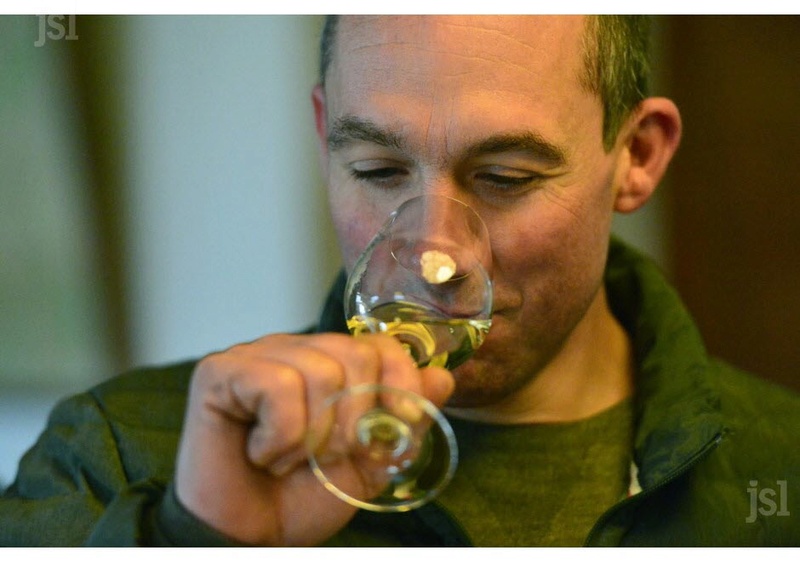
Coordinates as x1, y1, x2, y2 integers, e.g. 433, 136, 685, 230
446, 356, 521, 408
446, 334, 550, 410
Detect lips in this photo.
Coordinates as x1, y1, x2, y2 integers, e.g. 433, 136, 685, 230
478, 314, 509, 347
489, 301, 517, 318
487, 285, 523, 317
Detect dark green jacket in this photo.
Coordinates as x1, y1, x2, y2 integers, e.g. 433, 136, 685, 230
2, 239, 798, 546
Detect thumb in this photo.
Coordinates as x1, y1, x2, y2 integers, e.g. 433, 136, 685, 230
420, 366, 455, 408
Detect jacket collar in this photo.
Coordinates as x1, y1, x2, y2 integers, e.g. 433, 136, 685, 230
605, 238, 724, 489
316, 270, 348, 334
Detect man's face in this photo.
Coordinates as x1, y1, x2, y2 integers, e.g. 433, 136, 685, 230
316, 16, 626, 407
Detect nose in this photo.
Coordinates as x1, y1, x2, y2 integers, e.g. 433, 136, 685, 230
418, 195, 469, 242
389, 194, 492, 280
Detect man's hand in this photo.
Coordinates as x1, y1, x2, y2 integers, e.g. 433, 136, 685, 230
174, 332, 454, 546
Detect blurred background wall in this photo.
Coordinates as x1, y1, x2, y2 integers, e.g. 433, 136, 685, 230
0, 15, 340, 486
664, 16, 800, 395
1, 15, 798, 487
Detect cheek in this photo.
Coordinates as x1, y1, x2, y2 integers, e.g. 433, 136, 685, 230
331, 209, 371, 272
328, 190, 387, 273
490, 186, 615, 298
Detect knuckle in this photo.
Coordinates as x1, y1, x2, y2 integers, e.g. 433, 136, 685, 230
257, 332, 297, 348
192, 351, 235, 391
347, 337, 381, 369
313, 331, 352, 348
309, 354, 346, 393
256, 363, 305, 410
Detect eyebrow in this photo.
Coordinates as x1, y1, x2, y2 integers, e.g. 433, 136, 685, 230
327, 116, 406, 152
464, 132, 567, 167
327, 115, 567, 167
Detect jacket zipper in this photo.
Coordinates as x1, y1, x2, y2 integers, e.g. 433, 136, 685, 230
583, 431, 724, 546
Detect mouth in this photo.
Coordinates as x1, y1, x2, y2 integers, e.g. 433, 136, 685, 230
488, 287, 521, 318
490, 305, 514, 318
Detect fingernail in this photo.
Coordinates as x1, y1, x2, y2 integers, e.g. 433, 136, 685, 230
395, 397, 424, 424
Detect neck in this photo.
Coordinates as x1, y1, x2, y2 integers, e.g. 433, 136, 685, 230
446, 287, 634, 424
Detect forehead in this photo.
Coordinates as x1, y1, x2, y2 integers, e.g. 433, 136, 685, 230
325, 16, 599, 158
329, 15, 588, 93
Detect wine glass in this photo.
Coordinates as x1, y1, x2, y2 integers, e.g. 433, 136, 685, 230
306, 194, 493, 512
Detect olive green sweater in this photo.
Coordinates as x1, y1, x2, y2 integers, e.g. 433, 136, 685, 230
2, 239, 799, 546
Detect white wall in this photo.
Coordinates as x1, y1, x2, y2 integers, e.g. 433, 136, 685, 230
0, 16, 113, 392
0, 15, 340, 487
122, 16, 341, 366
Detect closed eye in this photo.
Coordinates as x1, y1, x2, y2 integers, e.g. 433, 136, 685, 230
476, 172, 538, 187
350, 164, 409, 188
472, 167, 545, 194
352, 167, 405, 180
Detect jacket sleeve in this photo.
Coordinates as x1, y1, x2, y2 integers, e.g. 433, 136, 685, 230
0, 390, 237, 546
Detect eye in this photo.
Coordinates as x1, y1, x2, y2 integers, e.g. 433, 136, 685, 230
349, 161, 410, 188
472, 166, 544, 193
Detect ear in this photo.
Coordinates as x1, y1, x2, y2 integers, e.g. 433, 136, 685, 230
613, 97, 682, 213
311, 84, 329, 171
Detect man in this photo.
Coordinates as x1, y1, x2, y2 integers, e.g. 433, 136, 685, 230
1, 15, 798, 546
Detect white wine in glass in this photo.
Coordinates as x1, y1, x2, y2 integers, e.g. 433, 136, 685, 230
306, 195, 493, 512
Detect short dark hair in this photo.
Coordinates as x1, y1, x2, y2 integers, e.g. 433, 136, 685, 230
319, 15, 651, 152
581, 15, 651, 150
319, 15, 339, 87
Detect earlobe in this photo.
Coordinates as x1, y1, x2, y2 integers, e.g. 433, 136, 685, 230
614, 97, 682, 213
